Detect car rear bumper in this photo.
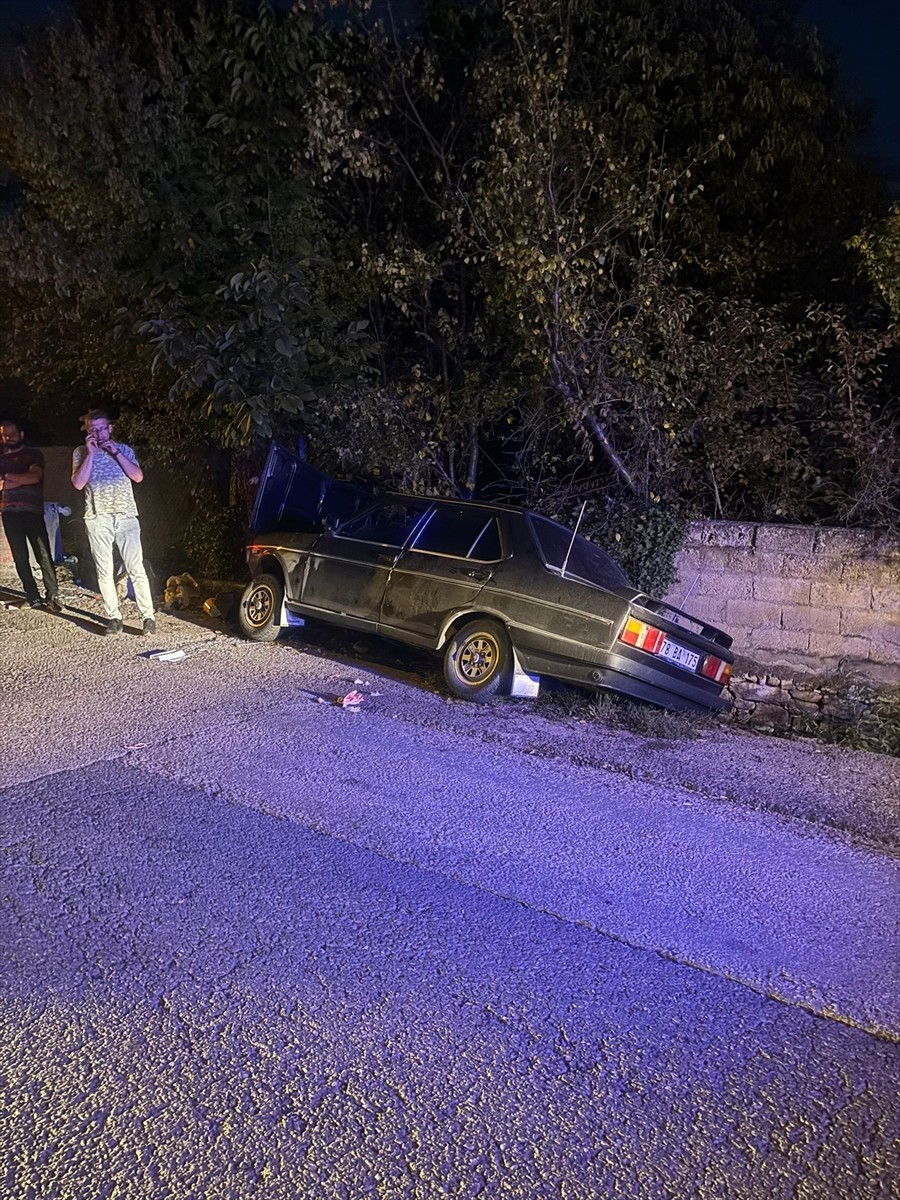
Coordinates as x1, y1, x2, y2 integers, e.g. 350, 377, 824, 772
516, 642, 731, 714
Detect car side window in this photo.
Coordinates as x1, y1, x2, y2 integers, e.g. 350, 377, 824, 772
411, 506, 502, 561
337, 501, 428, 548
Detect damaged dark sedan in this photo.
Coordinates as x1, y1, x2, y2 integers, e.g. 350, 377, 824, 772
239, 444, 734, 714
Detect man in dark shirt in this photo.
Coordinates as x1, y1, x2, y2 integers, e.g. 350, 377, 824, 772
0, 419, 62, 612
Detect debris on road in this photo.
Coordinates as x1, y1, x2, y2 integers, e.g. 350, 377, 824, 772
163, 573, 201, 610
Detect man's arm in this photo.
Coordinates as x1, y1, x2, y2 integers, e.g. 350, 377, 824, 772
71, 445, 93, 491
104, 442, 143, 484
1, 462, 43, 489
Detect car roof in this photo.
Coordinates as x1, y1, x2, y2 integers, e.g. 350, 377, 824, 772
368, 492, 534, 519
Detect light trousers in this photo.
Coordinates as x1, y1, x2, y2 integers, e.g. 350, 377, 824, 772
84, 513, 154, 621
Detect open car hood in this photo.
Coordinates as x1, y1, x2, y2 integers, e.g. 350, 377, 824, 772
249, 443, 372, 535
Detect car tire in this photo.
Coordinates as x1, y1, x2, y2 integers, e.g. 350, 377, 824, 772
239, 573, 284, 642
443, 618, 512, 701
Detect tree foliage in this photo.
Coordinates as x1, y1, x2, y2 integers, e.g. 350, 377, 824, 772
0, 0, 896, 542
319, 0, 896, 522
0, 0, 371, 448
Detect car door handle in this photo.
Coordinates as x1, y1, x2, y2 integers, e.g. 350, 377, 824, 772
452, 566, 491, 580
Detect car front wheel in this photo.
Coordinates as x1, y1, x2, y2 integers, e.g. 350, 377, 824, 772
443, 618, 512, 701
239, 573, 284, 642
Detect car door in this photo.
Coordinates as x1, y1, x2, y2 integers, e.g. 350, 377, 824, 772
299, 499, 431, 627
380, 504, 505, 643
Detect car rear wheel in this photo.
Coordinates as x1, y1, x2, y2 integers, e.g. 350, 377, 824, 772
239, 573, 284, 642
443, 618, 512, 701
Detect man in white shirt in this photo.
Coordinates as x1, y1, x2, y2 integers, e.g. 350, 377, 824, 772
71, 409, 156, 636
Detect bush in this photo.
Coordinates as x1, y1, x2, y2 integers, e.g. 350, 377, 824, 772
545, 495, 687, 597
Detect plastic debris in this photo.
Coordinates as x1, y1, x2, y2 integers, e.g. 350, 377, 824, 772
147, 648, 187, 663
340, 690, 365, 708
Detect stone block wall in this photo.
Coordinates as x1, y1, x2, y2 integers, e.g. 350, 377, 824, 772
664, 521, 900, 693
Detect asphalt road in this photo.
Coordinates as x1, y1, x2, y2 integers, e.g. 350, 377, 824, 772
2, 591, 898, 1198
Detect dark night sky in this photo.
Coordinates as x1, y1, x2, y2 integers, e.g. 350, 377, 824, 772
0, 0, 897, 189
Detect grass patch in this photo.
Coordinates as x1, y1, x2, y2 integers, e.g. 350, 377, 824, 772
815, 685, 900, 757
533, 684, 714, 740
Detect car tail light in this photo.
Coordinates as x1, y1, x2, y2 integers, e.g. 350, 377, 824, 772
701, 655, 732, 685
618, 617, 666, 654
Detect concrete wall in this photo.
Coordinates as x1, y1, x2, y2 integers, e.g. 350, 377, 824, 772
665, 521, 900, 689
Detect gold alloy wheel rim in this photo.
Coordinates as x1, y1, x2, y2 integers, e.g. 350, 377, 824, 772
458, 634, 498, 683
247, 585, 274, 627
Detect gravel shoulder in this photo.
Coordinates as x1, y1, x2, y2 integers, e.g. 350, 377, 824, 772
3, 579, 899, 1198
3, 577, 896, 851
3, 578, 898, 1037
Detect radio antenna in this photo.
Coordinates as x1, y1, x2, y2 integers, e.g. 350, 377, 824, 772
561, 500, 587, 578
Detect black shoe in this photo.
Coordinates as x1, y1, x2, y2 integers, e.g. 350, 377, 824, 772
141, 618, 157, 636
45, 598, 63, 614
104, 618, 123, 636
29, 598, 43, 609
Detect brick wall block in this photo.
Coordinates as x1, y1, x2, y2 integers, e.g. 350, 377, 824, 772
866, 638, 900, 669
807, 631, 873, 659
809, 580, 873, 609
840, 609, 900, 643
669, 547, 753, 587
781, 604, 840, 634
748, 626, 811, 654
841, 559, 900, 586
871, 585, 900, 613
662, 596, 726, 633
701, 547, 757, 574
752, 577, 812, 605
754, 525, 816, 555
667, 522, 898, 688
670, 547, 707, 577
695, 574, 754, 600
777, 553, 832, 581
814, 526, 900, 560
685, 520, 756, 549
725, 597, 779, 628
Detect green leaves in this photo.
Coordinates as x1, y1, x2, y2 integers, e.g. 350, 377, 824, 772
0, 0, 893, 530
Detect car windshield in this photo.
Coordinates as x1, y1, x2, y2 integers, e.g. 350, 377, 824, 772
529, 514, 630, 590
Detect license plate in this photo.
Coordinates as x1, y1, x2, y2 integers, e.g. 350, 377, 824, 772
659, 638, 700, 672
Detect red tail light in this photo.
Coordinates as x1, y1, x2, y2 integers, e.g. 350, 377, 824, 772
701, 655, 732, 684
619, 617, 666, 654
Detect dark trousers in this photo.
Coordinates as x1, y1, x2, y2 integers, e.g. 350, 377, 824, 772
2, 509, 58, 603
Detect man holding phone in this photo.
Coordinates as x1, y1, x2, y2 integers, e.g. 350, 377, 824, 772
71, 409, 156, 636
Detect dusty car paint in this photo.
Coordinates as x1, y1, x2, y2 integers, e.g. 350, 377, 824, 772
241, 445, 734, 714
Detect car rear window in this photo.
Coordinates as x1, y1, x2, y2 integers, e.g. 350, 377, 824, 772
529, 515, 630, 589
411, 506, 502, 561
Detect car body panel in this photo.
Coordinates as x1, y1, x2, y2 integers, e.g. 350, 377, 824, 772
244, 446, 735, 714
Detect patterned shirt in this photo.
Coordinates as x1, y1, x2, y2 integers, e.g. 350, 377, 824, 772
72, 442, 140, 519
0, 445, 45, 514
